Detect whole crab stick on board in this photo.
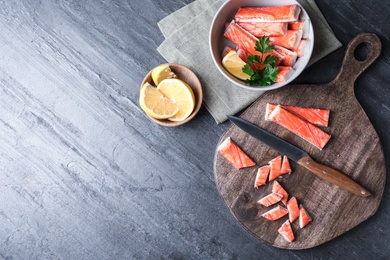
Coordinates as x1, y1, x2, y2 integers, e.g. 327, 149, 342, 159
235, 5, 301, 23
268, 105, 331, 149
224, 21, 284, 65
237, 21, 288, 37
217, 137, 256, 169
265, 103, 330, 127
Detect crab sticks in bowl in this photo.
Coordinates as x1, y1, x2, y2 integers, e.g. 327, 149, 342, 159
210, 0, 314, 91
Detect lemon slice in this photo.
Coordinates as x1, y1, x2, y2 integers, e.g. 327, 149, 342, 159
222, 50, 251, 80
139, 82, 179, 119
157, 79, 195, 122
151, 64, 177, 86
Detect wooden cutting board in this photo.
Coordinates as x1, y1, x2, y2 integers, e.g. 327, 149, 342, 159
213, 33, 386, 249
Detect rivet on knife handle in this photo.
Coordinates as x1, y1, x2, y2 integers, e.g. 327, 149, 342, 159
298, 155, 371, 197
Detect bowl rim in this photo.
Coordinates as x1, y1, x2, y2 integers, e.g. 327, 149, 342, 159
140, 63, 203, 127
209, 0, 314, 91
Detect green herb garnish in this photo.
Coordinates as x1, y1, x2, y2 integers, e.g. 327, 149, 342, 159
242, 36, 279, 86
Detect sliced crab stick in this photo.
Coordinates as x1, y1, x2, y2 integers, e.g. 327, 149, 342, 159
287, 197, 299, 222
254, 165, 270, 188
268, 155, 282, 181
278, 220, 295, 242
281, 155, 292, 174
217, 137, 256, 169
258, 192, 283, 207
299, 205, 312, 228
235, 5, 301, 23
272, 181, 289, 205
262, 205, 289, 221
237, 21, 288, 37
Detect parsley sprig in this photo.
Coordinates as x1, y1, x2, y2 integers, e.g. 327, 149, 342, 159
242, 36, 279, 86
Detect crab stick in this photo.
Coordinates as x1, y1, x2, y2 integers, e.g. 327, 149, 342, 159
272, 181, 289, 205
262, 205, 289, 221
268, 155, 282, 181
274, 45, 297, 66
217, 137, 256, 169
237, 21, 288, 37
224, 21, 256, 56
281, 156, 292, 174
275, 66, 294, 83
258, 192, 283, 207
268, 105, 331, 150
269, 30, 303, 50
278, 220, 295, 242
289, 19, 310, 39
265, 103, 330, 127
287, 197, 299, 222
236, 48, 249, 63
299, 205, 312, 228
254, 165, 270, 188
293, 39, 311, 57
235, 5, 301, 23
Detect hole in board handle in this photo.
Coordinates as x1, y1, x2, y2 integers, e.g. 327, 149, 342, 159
354, 42, 368, 61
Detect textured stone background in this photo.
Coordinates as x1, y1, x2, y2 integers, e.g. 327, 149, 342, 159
0, 1, 389, 259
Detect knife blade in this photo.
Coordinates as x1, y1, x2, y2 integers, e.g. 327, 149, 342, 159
227, 115, 371, 197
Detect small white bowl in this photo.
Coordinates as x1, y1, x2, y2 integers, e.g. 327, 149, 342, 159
209, 0, 314, 91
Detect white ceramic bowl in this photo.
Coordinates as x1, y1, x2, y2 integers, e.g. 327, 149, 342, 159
209, 0, 314, 91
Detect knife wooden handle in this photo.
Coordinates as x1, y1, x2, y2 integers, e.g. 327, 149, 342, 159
298, 155, 371, 197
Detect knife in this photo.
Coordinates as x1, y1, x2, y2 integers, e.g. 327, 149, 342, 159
227, 115, 371, 197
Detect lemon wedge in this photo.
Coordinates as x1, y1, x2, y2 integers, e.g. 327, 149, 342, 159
222, 50, 250, 80
139, 82, 179, 119
157, 79, 195, 121
151, 64, 177, 86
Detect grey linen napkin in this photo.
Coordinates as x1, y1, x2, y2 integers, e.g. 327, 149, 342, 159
157, 0, 342, 124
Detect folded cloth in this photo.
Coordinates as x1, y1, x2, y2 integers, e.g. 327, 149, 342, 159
157, 0, 342, 124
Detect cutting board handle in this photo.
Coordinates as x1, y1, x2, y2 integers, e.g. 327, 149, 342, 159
332, 33, 381, 88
